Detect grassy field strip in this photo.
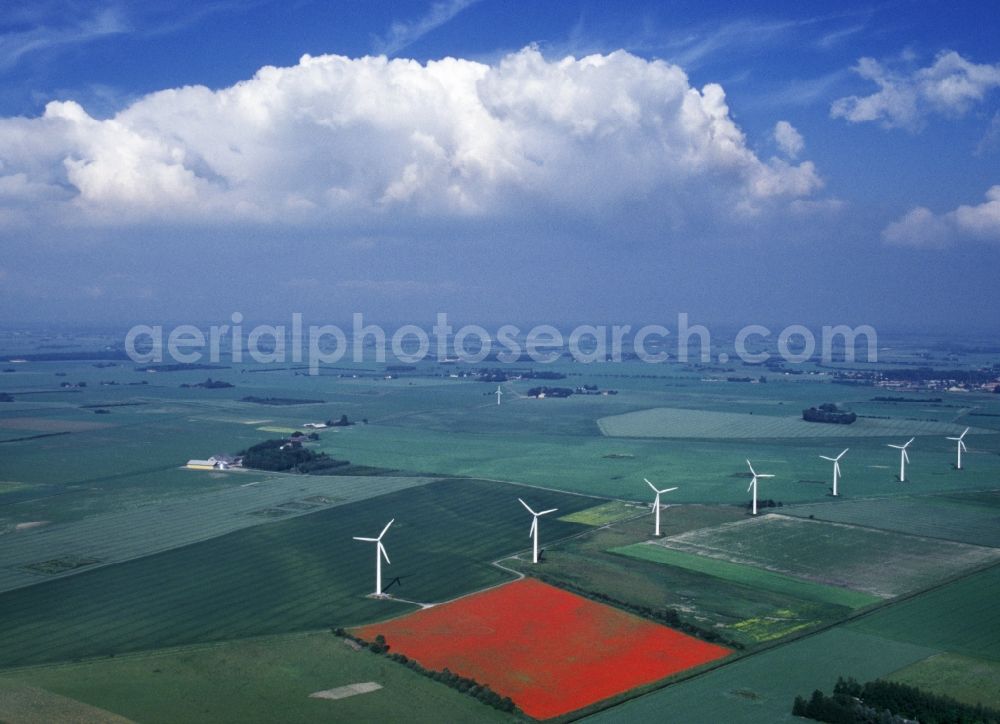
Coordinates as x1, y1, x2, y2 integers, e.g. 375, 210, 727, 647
597, 406, 990, 439
654, 514, 1000, 598
583, 627, 938, 723
1, 630, 514, 724
887, 653, 1000, 709
0, 678, 136, 723
0, 479, 595, 669
0, 474, 439, 594
847, 564, 1000, 659
780, 494, 1000, 548
611, 542, 881, 609
557, 500, 646, 525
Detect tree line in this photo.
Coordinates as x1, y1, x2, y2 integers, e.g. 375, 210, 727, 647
332, 629, 517, 713
792, 676, 1000, 723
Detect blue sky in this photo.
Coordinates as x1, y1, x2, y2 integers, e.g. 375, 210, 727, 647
0, 0, 998, 332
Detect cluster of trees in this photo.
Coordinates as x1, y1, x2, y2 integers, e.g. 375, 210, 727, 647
532, 574, 743, 650
180, 378, 233, 389
333, 629, 516, 713
239, 438, 349, 473
803, 403, 857, 424
474, 368, 567, 383
574, 384, 617, 395
325, 414, 353, 427
792, 677, 1000, 723
137, 363, 227, 372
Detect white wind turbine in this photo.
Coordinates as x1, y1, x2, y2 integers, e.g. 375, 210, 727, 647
745, 459, 773, 515
644, 478, 678, 536
496, 384, 503, 406
519, 498, 557, 563
946, 428, 969, 470
888, 438, 914, 481
819, 448, 849, 496
353, 519, 394, 597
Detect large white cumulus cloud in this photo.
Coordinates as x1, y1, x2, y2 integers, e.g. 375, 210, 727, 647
0, 48, 821, 231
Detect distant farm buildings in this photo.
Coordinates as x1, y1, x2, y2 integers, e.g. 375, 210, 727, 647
185, 454, 240, 471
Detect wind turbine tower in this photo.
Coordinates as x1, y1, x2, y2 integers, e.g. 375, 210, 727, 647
946, 428, 969, 470
496, 385, 503, 406
745, 459, 773, 515
888, 438, 914, 482
644, 478, 678, 536
819, 448, 849, 496
518, 498, 557, 563
353, 519, 394, 597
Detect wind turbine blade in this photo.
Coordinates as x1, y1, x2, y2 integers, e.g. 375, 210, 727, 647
529, 517, 537, 538
645, 478, 659, 493
960, 427, 969, 439
378, 519, 395, 540
903, 449, 910, 463
353, 536, 377, 542
759, 474, 774, 479
960, 440, 967, 452
518, 498, 539, 516
747, 480, 755, 493
888, 444, 903, 449
746, 459, 756, 476
662, 487, 678, 493
905, 437, 914, 447
379, 542, 390, 565
819, 456, 836, 461
838, 448, 849, 459
538, 508, 558, 516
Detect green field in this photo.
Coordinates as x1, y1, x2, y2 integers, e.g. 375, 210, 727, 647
586, 562, 1000, 721
3, 357, 1000, 515
597, 406, 985, 439
0, 473, 438, 593
505, 508, 862, 647
654, 514, 1000, 597
888, 653, 1000, 710
583, 627, 938, 723
0, 679, 133, 723
3, 631, 514, 723
781, 492, 1000, 548
848, 565, 1000, 658
0, 478, 594, 668
612, 543, 880, 609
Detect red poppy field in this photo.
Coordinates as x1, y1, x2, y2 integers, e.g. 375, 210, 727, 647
352, 577, 731, 719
